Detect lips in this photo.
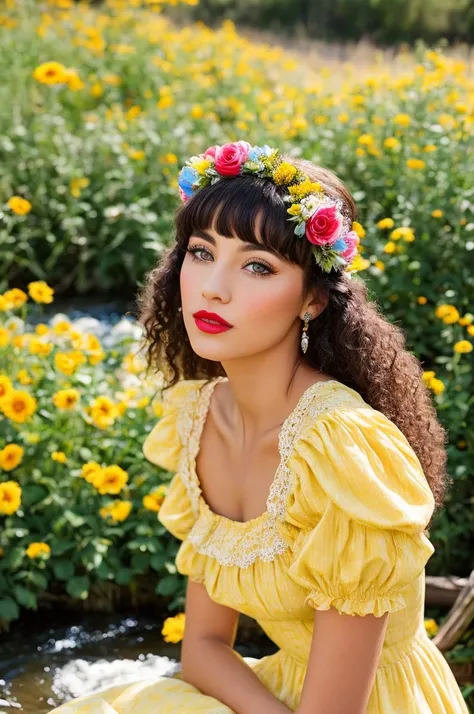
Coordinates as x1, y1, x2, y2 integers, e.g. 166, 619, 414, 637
192, 310, 233, 334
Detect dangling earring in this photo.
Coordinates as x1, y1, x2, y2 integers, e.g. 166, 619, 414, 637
301, 312, 312, 354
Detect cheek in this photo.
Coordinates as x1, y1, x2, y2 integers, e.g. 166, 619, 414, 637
179, 260, 198, 306
241, 277, 302, 325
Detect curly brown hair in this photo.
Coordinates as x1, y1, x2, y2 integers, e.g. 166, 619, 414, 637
136, 156, 450, 514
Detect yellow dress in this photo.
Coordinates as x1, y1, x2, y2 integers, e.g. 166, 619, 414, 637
49, 378, 469, 714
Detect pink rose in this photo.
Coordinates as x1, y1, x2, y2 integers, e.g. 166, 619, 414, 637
340, 230, 360, 262
214, 141, 252, 177
203, 145, 220, 159
305, 205, 343, 246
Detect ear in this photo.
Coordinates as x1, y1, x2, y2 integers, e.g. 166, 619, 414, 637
300, 286, 328, 321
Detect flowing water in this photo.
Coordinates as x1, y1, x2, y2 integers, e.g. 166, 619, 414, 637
0, 609, 274, 713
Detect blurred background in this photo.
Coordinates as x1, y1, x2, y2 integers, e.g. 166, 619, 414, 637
0, 0, 473, 712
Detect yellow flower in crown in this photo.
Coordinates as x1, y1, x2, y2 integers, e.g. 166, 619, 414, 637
188, 157, 212, 175
272, 162, 297, 185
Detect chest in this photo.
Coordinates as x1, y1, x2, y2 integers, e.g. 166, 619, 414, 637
195, 417, 282, 523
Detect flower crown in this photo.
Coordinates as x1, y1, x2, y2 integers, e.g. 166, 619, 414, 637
177, 140, 360, 274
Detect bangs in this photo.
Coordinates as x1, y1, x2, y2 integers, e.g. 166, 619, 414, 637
174, 175, 310, 264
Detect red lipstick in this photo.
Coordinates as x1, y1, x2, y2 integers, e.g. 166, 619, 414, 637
192, 310, 233, 334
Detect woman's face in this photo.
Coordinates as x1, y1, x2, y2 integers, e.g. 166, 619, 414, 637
179, 223, 315, 363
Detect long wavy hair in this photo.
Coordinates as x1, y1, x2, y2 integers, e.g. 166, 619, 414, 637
136, 156, 450, 513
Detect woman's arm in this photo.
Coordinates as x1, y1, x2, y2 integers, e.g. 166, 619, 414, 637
181, 578, 292, 714
296, 608, 389, 714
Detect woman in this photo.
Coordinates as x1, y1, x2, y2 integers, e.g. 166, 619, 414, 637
49, 141, 469, 713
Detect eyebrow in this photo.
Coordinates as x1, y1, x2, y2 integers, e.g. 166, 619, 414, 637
189, 229, 280, 257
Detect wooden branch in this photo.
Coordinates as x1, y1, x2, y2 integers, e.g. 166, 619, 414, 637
433, 569, 474, 651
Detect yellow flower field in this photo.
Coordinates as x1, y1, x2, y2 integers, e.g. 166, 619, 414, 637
0, 0, 472, 657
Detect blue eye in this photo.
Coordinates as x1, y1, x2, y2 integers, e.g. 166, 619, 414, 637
244, 261, 273, 276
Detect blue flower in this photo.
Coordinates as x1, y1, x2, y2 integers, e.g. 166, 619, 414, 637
248, 144, 274, 162
332, 236, 347, 253
178, 166, 200, 199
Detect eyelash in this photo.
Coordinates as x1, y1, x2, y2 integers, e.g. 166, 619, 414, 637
186, 244, 276, 277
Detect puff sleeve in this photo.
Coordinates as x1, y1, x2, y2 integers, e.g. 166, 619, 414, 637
142, 380, 202, 541
285, 404, 436, 617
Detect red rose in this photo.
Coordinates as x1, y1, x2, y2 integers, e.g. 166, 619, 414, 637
214, 141, 252, 177
305, 205, 343, 246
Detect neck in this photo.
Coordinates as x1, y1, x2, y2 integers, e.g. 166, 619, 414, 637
220, 344, 322, 435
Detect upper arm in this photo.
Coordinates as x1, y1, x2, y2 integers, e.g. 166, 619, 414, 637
298, 609, 389, 714
181, 578, 240, 667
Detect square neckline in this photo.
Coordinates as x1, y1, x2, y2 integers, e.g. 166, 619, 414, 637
188, 376, 341, 527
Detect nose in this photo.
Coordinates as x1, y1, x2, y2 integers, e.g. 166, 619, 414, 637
201, 264, 232, 303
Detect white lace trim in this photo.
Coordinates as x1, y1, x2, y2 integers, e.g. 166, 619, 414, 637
175, 378, 357, 567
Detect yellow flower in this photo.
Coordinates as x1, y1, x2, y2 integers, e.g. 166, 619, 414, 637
406, 158, 426, 170
272, 162, 297, 185
435, 304, 460, 324
0, 480, 22, 515
81, 461, 103, 484
129, 149, 145, 161
7, 196, 32, 215
1, 390, 37, 423
0, 295, 14, 311
70, 178, 90, 198
33, 61, 69, 84
189, 157, 211, 175
27, 281, 54, 304
288, 179, 322, 200
143, 485, 168, 512
0, 327, 10, 348
287, 204, 301, 217
357, 133, 374, 146
3, 289, 28, 308
92, 465, 128, 495
99, 500, 132, 523
53, 388, 80, 410
26, 542, 51, 559
431, 209, 443, 218
29, 337, 53, 357
390, 227, 415, 242
424, 618, 439, 638
25, 433, 40, 445
52, 451, 67, 463
376, 218, 394, 229
35, 324, 49, 336
417, 296, 428, 305
0, 375, 13, 403
162, 613, 185, 643
393, 113, 411, 127
383, 241, 396, 254
383, 137, 400, 150
430, 378, 445, 395
64, 68, 84, 91
0, 444, 24, 471
454, 340, 473, 354
54, 352, 78, 376
16, 369, 32, 386
191, 105, 204, 119
352, 221, 365, 239
89, 396, 120, 428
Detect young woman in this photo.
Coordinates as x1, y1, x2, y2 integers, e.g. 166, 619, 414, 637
49, 142, 469, 714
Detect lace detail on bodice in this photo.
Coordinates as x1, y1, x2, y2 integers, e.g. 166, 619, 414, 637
174, 377, 359, 567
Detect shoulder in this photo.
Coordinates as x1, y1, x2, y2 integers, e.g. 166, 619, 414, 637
284, 380, 435, 532
142, 378, 210, 470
